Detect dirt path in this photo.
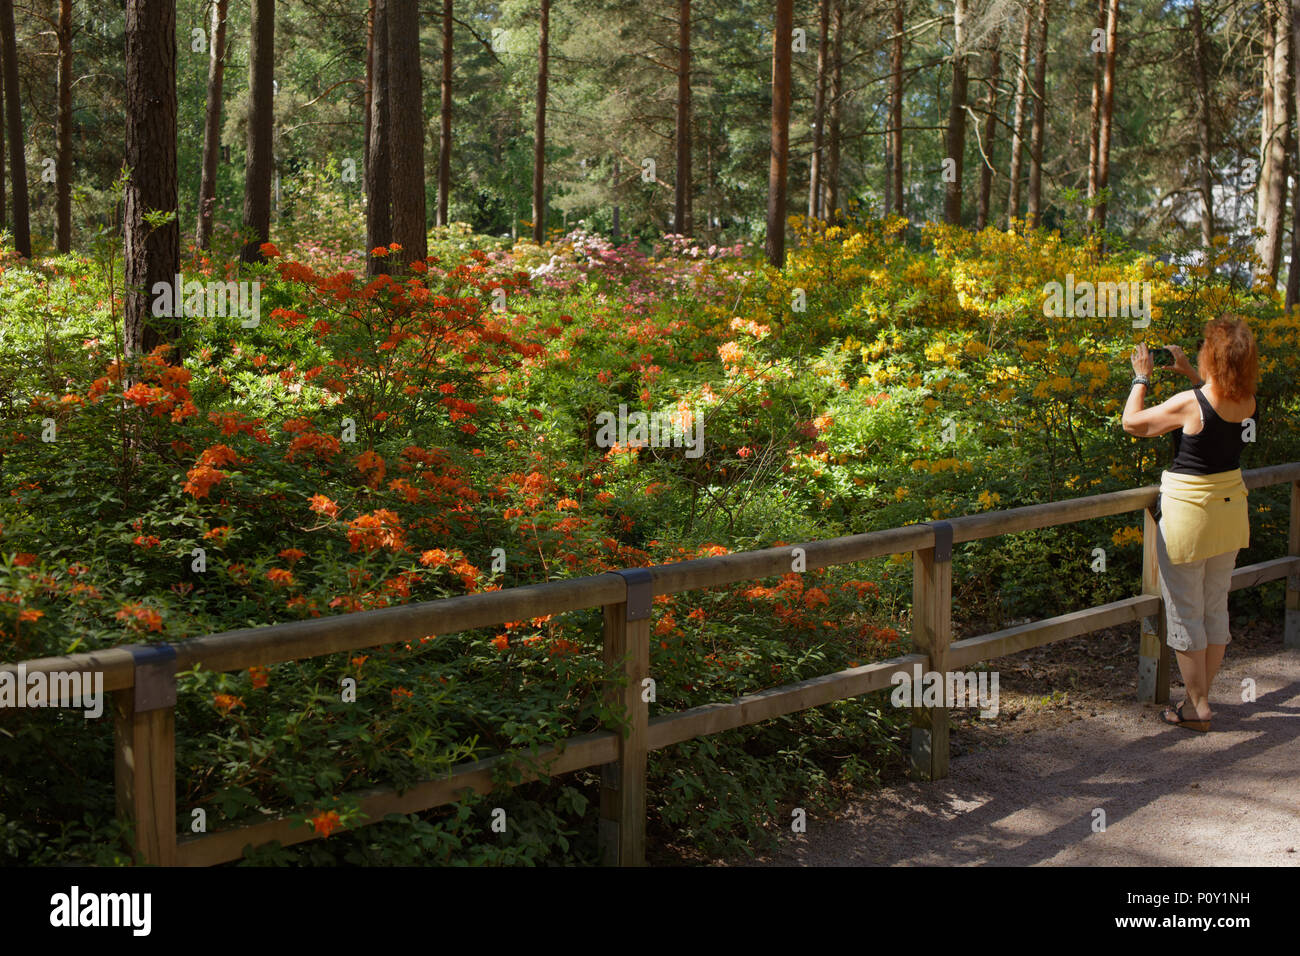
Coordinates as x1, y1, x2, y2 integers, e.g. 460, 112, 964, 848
751, 622, 1300, 866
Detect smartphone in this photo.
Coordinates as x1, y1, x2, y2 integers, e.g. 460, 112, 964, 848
1149, 346, 1173, 368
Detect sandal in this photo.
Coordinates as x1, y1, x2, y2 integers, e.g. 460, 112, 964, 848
1160, 700, 1210, 733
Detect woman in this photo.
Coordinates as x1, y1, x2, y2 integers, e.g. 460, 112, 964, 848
1121, 316, 1258, 733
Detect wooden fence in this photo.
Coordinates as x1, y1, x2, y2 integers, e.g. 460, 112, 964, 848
4, 463, 1299, 866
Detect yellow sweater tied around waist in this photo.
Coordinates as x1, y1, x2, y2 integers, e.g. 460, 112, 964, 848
1159, 468, 1250, 565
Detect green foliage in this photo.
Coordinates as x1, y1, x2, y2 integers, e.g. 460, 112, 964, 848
1, 213, 1296, 865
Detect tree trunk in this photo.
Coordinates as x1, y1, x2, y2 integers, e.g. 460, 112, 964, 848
366, 0, 391, 274
196, 0, 228, 250
1190, 0, 1215, 249
1006, 0, 1032, 226
0, 60, 5, 229
888, 0, 904, 216
944, 0, 969, 225
123, 0, 179, 361
766, 0, 793, 267
976, 32, 1001, 230
826, 0, 843, 222
437, 0, 452, 228
808, 0, 828, 219
1257, 0, 1290, 280
1277, 69, 1293, 278
387, 0, 426, 264
0, 0, 30, 257
675, 0, 691, 234
365, 0, 374, 185
1086, 0, 1103, 226
241, 0, 274, 263
1256, 4, 1277, 237
1094, 0, 1118, 231
1286, 0, 1300, 307
55, 0, 73, 252
532, 0, 550, 244
1027, 0, 1049, 229
611, 156, 620, 244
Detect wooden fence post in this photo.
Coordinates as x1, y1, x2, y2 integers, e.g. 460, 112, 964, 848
1138, 505, 1171, 703
114, 645, 178, 866
910, 522, 952, 781
1287, 481, 1300, 649
599, 569, 651, 866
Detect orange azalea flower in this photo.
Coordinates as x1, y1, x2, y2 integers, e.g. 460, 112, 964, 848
18, 608, 43, 623
198, 444, 240, 468
182, 463, 225, 499
370, 246, 389, 257
492, 634, 509, 651
213, 693, 243, 714
204, 526, 231, 541
307, 494, 340, 518
259, 242, 280, 258
286, 432, 341, 461
249, 666, 270, 689
345, 509, 405, 553
419, 548, 451, 568
310, 810, 341, 837
550, 638, 580, 657
115, 603, 164, 633
122, 382, 163, 407
266, 567, 295, 587
278, 548, 306, 565
287, 595, 322, 617
803, 587, 830, 609
354, 450, 386, 488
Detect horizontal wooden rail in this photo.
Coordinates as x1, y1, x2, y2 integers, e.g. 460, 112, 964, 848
946, 595, 1162, 670
176, 729, 621, 867
6, 462, 1300, 689
4, 463, 1299, 866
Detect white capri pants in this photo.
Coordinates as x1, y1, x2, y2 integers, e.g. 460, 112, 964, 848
1155, 517, 1237, 652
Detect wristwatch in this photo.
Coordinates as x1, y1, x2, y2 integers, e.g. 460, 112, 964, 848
1131, 375, 1150, 388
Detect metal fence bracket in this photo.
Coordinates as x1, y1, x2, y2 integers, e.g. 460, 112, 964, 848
611, 568, 654, 621
127, 644, 177, 712
931, 520, 954, 563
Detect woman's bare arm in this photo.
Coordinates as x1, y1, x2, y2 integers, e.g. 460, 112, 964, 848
1123, 388, 1195, 437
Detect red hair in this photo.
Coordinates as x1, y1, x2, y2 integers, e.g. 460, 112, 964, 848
1197, 316, 1257, 402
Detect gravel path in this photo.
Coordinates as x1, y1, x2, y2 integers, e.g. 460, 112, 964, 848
755, 643, 1300, 866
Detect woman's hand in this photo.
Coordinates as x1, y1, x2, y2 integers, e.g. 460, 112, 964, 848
1130, 343, 1154, 378
1166, 344, 1197, 380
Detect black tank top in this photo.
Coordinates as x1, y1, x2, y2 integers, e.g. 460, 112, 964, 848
1169, 388, 1256, 475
